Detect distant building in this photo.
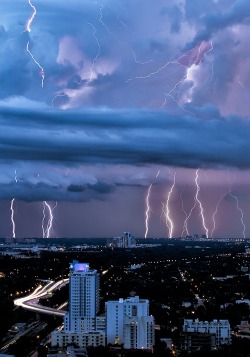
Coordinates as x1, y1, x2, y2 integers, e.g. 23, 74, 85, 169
106, 232, 136, 248
51, 261, 105, 348
180, 319, 231, 351
106, 296, 155, 350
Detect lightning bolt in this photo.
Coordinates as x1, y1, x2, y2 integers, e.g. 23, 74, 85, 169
162, 41, 214, 112
181, 171, 200, 238
195, 169, 209, 238
42, 201, 57, 238
126, 40, 213, 114
145, 184, 153, 239
10, 169, 18, 239
164, 172, 176, 238
131, 50, 154, 65
10, 199, 16, 239
26, 0, 37, 33
144, 170, 160, 239
24, 0, 45, 88
52, 22, 100, 108
211, 192, 226, 238
26, 41, 45, 88
228, 177, 246, 239
180, 188, 190, 237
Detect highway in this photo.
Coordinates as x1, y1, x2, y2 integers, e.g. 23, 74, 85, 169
0, 321, 44, 353
14, 279, 69, 317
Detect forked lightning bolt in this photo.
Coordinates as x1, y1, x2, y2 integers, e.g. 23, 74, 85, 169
165, 172, 176, 238
42, 201, 57, 238
25, 0, 45, 87
195, 169, 209, 238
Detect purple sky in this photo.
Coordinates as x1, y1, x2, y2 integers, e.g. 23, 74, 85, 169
1, 0, 250, 239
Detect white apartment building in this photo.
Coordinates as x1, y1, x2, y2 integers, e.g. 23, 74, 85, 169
64, 261, 100, 333
51, 261, 105, 348
106, 296, 155, 350
183, 319, 231, 347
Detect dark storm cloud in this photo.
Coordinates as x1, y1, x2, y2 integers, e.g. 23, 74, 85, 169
0, 105, 250, 169
187, 0, 250, 46
0, 179, 114, 202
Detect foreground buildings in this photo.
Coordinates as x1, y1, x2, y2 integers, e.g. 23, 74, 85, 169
51, 261, 154, 350
180, 319, 231, 352
106, 296, 155, 349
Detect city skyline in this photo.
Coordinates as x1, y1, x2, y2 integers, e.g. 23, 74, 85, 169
1, 0, 250, 238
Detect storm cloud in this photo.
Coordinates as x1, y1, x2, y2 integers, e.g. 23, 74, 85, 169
0, 104, 249, 169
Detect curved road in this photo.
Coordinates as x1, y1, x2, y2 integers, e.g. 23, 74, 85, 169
14, 279, 68, 317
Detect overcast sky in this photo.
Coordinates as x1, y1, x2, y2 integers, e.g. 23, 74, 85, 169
1, 0, 250, 239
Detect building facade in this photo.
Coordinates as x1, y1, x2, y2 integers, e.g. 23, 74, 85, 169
106, 296, 155, 350
182, 319, 231, 349
51, 261, 105, 348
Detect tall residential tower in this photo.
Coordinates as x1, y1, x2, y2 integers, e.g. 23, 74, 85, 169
52, 261, 105, 348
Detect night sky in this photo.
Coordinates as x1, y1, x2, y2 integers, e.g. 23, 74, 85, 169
1, 0, 250, 239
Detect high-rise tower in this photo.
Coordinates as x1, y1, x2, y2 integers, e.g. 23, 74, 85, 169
64, 261, 100, 333
52, 261, 105, 348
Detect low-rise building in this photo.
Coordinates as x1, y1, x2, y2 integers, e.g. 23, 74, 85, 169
181, 319, 231, 350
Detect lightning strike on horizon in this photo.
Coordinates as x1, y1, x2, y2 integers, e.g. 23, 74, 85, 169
10, 169, 18, 239
195, 169, 209, 238
180, 189, 190, 237
211, 192, 226, 238
228, 178, 246, 239
164, 172, 176, 238
144, 170, 161, 239
144, 184, 153, 239
42, 201, 57, 238
10, 199, 16, 239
